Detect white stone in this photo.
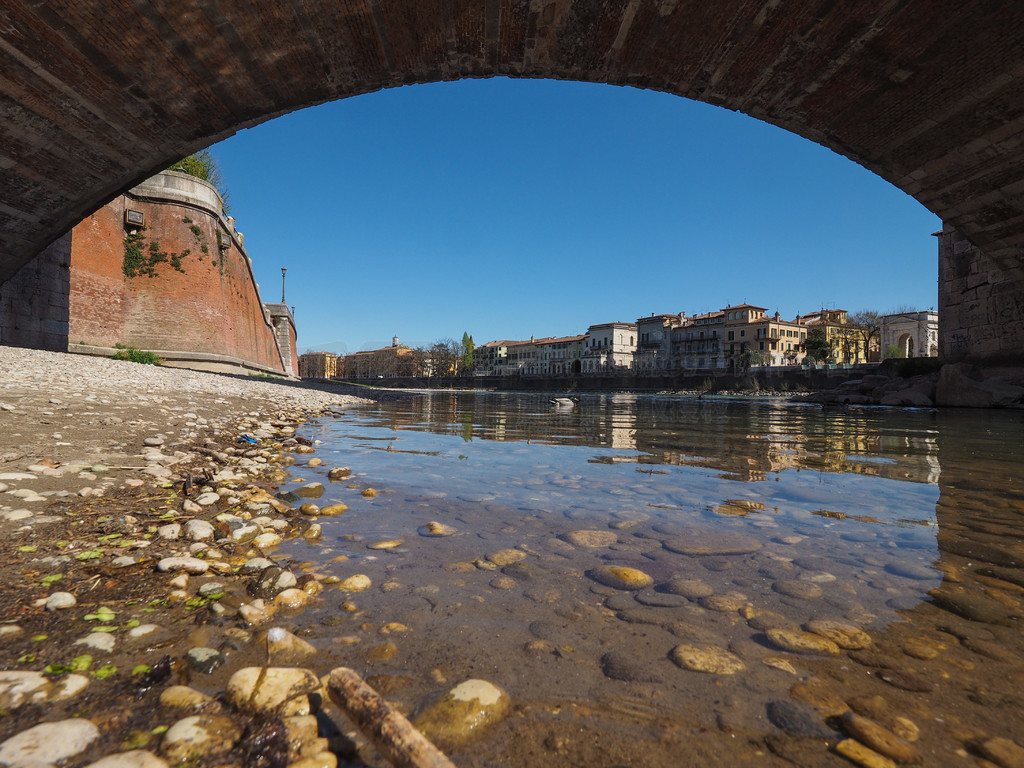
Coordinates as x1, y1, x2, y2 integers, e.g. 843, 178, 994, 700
156, 557, 209, 574
226, 667, 320, 716
50, 674, 90, 702
0, 718, 100, 766
0, 671, 52, 708
194, 492, 220, 506
0, 472, 36, 481
184, 519, 215, 541
84, 750, 169, 768
45, 591, 77, 611
75, 632, 116, 653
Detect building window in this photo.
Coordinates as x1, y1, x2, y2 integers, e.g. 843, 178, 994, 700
759, 341, 765, 351
728, 331, 735, 341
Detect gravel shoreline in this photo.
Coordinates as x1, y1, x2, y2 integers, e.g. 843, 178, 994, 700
0, 345, 389, 768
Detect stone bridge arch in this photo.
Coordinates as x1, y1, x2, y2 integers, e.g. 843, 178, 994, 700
2, 1, 1024, 360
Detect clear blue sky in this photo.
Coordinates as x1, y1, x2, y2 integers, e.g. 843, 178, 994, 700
213, 77, 941, 355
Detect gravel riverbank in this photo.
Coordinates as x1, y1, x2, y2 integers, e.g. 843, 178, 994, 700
0, 345, 394, 768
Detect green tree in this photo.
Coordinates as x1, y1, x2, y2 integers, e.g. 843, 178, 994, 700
460, 332, 474, 374
737, 349, 762, 372
805, 327, 831, 362
885, 344, 905, 359
167, 149, 231, 215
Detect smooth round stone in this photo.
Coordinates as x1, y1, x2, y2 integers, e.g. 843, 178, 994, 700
327, 467, 351, 480
76, 632, 116, 653
0, 671, 51, 709
306, 458, 323, 467
587, 565, 654, 591
45, 591, 77, 611
157, 557, 209, 575
699, 592, 747, 612
670, 644, 746, 674
486, 549, 526, 566
84, 750, 169, 768
161, 716, 242, 764
413, 680, 510, 747
368, 539, 403, 550
805, 619, 872, 650
766, 628, 840, 655
663, 532, 762, 556
249, 567, 297, 599
338, 574, 372, 592
299, 503, 320, 516
798, 571, 837, 584
561, 530, 617, 548
0, 718, 101, 766
184, 519, 215, 541
634, 588, 689, 607
194, 492, 220, 506
773, 579, 823, 600
600, 651, 661, 682
294, 483, 324, 499
766, 700, 836, 738
884, 562, 937, 580
160, 685, 216, 712
840, 711, 919, 764
50, 674, 89, 702
273, 588, 310, 608
266, 627, 317, 665
319, 504, 347, 516
662, 578, 714, 599
253, 532, 283, 549
418, 521, 456, 537
227, 667, 321, 716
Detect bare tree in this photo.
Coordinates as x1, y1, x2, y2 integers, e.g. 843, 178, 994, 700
848, 310, 882, 362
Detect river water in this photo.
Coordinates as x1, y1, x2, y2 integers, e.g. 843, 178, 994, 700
280, 392, 1024, 767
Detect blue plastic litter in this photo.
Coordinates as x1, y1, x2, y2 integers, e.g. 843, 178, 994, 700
237, 434, 258, 444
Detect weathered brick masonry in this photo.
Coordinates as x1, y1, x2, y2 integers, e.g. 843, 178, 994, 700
67, 172, 294, 375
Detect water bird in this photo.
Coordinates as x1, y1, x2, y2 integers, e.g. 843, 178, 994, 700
550, 397, 579, 407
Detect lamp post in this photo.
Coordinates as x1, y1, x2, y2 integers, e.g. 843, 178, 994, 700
281, 268, 287, 303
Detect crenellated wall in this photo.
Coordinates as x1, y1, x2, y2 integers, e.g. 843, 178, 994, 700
67, 171, 294, 376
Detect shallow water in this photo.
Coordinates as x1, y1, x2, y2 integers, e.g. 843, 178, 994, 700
281, 392, 1024, 767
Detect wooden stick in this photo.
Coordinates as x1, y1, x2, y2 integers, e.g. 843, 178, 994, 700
327, 667, 457, 768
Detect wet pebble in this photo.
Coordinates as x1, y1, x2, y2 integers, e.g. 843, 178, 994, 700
419, 521, 456, 537
766, 628, 840, 655
186, 647, 226, 675
766, 700, 836, 738
160, 715, 241, 764
588, 565, 654, 590
266, 627, 317, 665
486, 549, 526, 566
661, 577, 714, 599
338, 574, 372, 592
226, 667, 321, 716
0, 671, 51, 708
840, 711, 918, 764
160, 686, 216, 713
412, 679, 510, 747
319, 503, 347, 516
699, 592, 747, 612
562, 530, 617, 548
670, 644, 746, 674
634, 588, 689, 607
84, 750, 169, 768
600, 651, 662, 682
884, 562, 937, 580
663, 532, 762, 556
774, 579, 823, 600
805, 619, 872, 649
978, 737, 1024, 768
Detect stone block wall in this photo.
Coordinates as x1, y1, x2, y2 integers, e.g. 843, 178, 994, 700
68, 172, 289, 374
0, 234, 71, 351
938, 226, 1024, 363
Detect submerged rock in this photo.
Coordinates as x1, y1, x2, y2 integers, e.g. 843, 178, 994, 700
413, 679, 510, 747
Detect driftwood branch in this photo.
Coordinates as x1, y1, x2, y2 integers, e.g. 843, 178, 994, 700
327, 666, 457, 768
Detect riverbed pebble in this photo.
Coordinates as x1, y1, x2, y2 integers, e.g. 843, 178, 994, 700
670, 644, 746, 674
160, 715, 241, 764
226, 667, 321, 716
562, 530, 618, 548
588, 565, 654, 590
805, 619, 873, 649
0, 718, 101, 766
766, 628, 841, 655
413, 679, 510, 747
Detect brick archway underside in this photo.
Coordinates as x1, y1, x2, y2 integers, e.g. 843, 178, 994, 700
3, 1, 1024, 358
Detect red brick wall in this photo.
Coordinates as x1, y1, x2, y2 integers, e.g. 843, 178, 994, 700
69, 194, 286, 372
